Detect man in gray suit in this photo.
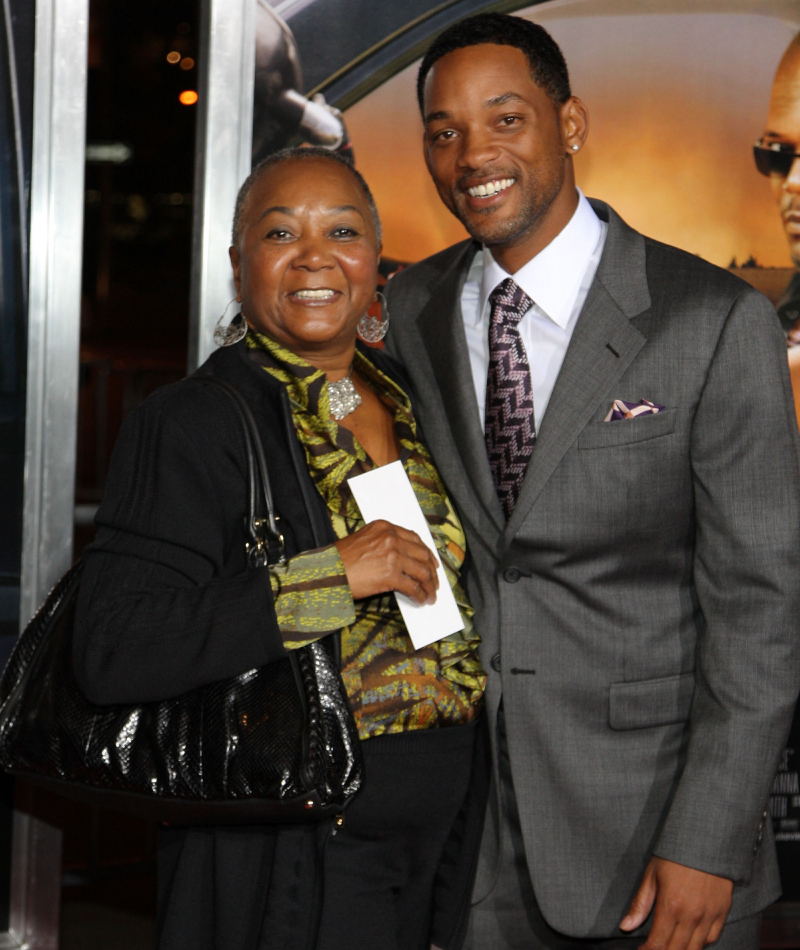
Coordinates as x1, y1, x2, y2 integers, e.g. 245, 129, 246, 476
383, 13, 800, 950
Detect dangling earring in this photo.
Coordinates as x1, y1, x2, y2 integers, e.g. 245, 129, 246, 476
356, 291, 390, 343
213, 298, 248, 347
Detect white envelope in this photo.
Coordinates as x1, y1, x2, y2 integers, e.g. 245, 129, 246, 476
347, 460, 465, 649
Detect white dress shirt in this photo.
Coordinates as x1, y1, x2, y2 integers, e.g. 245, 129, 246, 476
460, 189, 607, 432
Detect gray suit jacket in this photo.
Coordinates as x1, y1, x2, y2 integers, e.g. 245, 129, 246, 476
384, 200, 800, 937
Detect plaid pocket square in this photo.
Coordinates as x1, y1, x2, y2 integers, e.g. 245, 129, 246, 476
604, 398, 665, 422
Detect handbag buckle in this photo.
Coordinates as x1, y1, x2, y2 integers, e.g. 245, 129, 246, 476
246, 531, 285, 568
247, 513, 285, 568
246, 539, 268, 568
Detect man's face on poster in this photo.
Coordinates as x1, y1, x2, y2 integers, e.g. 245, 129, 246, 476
763, 48, 800, 268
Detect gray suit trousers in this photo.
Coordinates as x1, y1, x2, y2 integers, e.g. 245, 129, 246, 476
463, 706, 761, 950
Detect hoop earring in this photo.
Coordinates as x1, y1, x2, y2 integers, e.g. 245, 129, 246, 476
356, 291, 390, 343
213, 298, 248, 347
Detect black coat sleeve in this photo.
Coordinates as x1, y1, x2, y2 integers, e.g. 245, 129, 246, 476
73, 383, 288, 705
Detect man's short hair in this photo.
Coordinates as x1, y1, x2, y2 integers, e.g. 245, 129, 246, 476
416, 13, 571, 115
231, 146, 382, 248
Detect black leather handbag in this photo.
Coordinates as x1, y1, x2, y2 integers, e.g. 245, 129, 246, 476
0, 374, 363, 823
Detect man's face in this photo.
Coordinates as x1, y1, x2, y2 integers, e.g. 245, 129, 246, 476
763, 55, 800, 267
422, 43, 572, 255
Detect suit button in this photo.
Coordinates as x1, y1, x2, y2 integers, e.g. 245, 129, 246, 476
491, 654, 501, 672
503, 567, 521, 583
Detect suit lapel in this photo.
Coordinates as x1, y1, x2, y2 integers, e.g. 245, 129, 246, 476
417, 243, 505, 532
505, 202, 651, 539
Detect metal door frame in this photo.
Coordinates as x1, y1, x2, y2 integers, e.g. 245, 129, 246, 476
12, 0, 88, 944
189, 0, 256, 372
20, 0, 88, 626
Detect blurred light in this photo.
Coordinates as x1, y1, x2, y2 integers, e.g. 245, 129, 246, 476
86, 142, 133, 164
177, 21, 190, 34
170, 192, 184, 205
180, 57, 195, 71
127, 194, 148, 222
179, 90, 198, 106
166, 51, 181, 64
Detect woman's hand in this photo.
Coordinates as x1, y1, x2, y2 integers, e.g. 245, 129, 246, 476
334, 520, 440, 604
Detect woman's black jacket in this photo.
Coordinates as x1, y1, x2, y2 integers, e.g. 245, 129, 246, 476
74, 339, 346, 703
72, 338, 487, 950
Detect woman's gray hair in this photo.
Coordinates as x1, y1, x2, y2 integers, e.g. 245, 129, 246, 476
231, 147, 382, 248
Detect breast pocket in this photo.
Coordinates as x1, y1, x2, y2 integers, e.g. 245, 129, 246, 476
578, 408, 677, 449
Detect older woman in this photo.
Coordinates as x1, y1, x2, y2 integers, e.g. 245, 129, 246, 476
73, 147, 486, 950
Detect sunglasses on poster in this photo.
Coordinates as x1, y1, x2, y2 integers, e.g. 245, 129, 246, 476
753, 139, 800, 178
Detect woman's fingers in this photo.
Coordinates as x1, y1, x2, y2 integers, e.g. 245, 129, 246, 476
393, 533, 440, 588
351, 521, 438, 604
389, 541, 438, 603
385, 524, 439, 573
334, 520, 440, 603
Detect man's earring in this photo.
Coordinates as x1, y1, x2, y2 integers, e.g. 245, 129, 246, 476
357, 291, 390, 343
213, 297, 248, 347
570, 144, 580, 152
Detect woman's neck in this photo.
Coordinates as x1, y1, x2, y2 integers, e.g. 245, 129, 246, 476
295, 343, 356, 382
245, 323, 358, 381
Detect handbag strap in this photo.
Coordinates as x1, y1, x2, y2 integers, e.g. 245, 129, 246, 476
192, 374, 286, 567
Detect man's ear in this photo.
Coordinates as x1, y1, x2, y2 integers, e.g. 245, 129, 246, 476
560, 96, 589, 154
229, 246, 242, 301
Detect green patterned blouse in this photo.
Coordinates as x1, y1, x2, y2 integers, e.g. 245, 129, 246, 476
246, 331, 486, 740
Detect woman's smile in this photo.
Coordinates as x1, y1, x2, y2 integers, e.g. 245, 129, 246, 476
289, 287, 341, 303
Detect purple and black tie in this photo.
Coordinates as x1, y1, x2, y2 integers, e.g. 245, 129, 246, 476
484, 277, 535, 520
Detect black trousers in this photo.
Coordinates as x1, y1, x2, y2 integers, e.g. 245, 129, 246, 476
159, 721, 477, 950
316, 721, 477, 950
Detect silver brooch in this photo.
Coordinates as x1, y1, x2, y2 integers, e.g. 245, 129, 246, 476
327, 367, 362, 420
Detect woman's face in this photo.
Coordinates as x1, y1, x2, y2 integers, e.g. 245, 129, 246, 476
230, 158, 380, 360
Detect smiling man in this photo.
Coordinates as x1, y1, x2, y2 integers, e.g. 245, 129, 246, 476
757, 31, 800, 342
383, 13, 800, 950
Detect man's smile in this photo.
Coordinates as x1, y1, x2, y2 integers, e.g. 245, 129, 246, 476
465, 177, 516, 198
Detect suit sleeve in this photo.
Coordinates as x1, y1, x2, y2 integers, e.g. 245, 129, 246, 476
73, 392, 289, 705
382, 274, 405, 364
654, 288, 800, 883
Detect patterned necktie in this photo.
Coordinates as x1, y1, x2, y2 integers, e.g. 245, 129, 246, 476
484, 277, 535, 519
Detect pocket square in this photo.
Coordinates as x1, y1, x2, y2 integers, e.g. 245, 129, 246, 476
604, 398, 665, 422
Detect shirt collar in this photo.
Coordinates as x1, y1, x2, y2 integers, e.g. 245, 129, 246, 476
478, 188, 602, 330
245, 328, 411, 421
